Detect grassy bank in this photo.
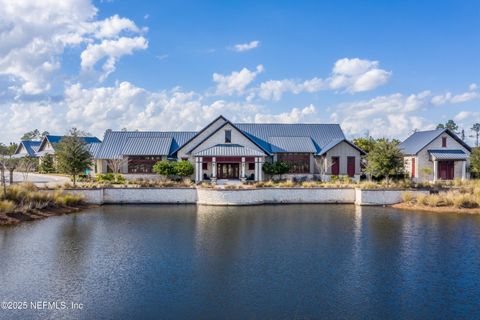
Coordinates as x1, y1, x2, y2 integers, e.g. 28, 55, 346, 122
397, 180, 480, 214
0, 183, 86, 225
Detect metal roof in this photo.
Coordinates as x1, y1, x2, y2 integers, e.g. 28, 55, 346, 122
268, 136, 317, 153
399, 129, 472, 155
87, 142, 102, 158
95, 131, 197, 159
194, 144, 266, 157
318, 138, 366, 156
14, 140, 41, 157
428, 149, 468, 160
235, 123, 345, 154
122, 137, 173, 156
46, 135, 101, 145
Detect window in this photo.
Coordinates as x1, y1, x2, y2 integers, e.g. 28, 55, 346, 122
442, 137, 447, 147
277, 153, 310, 173
248, 162, 255, 170
128, 156, 163, 173
225, 130, 232, 143
202, 162, 208, 170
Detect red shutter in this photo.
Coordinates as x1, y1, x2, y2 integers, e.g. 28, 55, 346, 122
347, 157, 355, 177
331, 157, 340, 175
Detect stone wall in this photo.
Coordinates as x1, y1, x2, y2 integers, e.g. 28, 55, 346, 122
67, 187, 425, 206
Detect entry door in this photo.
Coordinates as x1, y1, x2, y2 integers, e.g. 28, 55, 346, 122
331, 157, 340, 175
217, 163, 240, 179
438, 161, 454, 180
347, 157, 355, 177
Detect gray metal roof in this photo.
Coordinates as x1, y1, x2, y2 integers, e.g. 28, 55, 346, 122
428, 149, 468, 160
14, 140, 41, 157
87, 142, 102, 158
95, 130, 197, 159
318, 138, 366, 156
194, 144, 265, 157
399, 129, 472, 155
235, 123, 345, 154
268, 136, 317, 153
122, 137, 173, 156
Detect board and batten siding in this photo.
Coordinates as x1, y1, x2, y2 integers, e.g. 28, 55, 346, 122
322, 141, 361, 176
415, 133, 470, 182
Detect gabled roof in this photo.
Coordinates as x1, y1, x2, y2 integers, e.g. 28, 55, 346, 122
268, 136, 317, 153
399, 129, 472, 155
187, 120, 272, 155
14, 140, 41, 157
95, 131, 196, 159
122, 137, 173, 156
38, 135, 102, 152
318, 138, 366, 156
194, 144, 265, 157
87, 142, 102, 158
235, 123, 345, 154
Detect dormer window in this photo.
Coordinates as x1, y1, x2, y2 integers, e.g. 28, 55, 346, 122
442, 137, 447, 148
225, 130, 232, 143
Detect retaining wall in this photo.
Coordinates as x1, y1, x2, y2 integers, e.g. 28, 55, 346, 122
65, 187, 427, 206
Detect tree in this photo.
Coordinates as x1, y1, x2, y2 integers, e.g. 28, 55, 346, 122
153, 160, 176, 179
39, 154, 55, 173
18, 157, 38, 181
55, 129, 93, 186
0, 143, 19, 185
262, 161, 291, 180
106, 157, 129, 182
174, 160, 194, 180
437, 120, 459, 133
470, 147, 480, 178
471, 123, 480, 147
21, 129, 49, 141
364, 139, 404, 184
352, 137, 376, 154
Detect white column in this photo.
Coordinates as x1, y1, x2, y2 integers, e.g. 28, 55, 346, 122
195, 157, 202, 183
241, 157, 246, 182
254, 157, 259, 181
258, 157, 264, 181
433, 160, 438, 182
462, 161, 466, 181
212, 157, 217, 183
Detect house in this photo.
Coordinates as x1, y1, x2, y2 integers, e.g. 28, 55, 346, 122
12, 140, 41, 158
94, 115, 365, 182
399, 129, 471, 182
35, 135, 102, 158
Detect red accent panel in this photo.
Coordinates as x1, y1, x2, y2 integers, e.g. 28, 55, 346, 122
216, 157, 242, 163
411, 158, 416, 178
347, 157, 355, 177
331, 157, 340, 175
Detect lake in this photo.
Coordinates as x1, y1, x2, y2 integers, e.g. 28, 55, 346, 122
1, 204, 480, 319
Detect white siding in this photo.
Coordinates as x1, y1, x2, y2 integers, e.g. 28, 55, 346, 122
177, 117, 227, 159
323, 141, 361, 175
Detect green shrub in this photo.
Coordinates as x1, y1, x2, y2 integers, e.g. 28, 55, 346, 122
152, 160, 176, 177
96, 173, 125, 184
175, 160, 194, 178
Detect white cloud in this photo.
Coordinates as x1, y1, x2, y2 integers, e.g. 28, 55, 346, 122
232, 40, 260, 52
254, 104, 316, 123
255, 58, 390, 101
80, 37, 148, 81
331, 91, 433, 139
213, 65, 264, 95
431, 83, 479, 105
0, 0, 147, 93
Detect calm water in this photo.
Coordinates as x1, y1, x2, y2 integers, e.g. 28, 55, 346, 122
1, 205, 480, 319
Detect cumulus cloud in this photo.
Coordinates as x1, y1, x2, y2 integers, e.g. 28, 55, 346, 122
331, 91, 433, 139
213, 65, 264, 95
232, 40, 260, 52
0, 0, 147, 93
255, 58, 390, 101
431, 83, 479, 105
254, 104, 317, 123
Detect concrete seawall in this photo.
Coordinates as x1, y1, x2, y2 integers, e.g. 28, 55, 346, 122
65, 187, 429, 206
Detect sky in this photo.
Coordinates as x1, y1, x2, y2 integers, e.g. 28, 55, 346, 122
0, 0, 479, 144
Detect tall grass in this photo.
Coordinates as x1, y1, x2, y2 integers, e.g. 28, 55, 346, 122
0, 183, 84, 214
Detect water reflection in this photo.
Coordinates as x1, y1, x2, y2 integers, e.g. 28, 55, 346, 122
0, 205, 479, 319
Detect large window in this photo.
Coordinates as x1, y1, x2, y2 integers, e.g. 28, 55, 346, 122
225, 130, 232, 143
128, 156, 163, 173
277, 153, 310, 173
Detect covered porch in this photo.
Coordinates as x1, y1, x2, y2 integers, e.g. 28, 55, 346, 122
429, 150, 468, 182
193, 144, 266, 183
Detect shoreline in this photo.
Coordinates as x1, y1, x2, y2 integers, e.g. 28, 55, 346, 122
391, 203, 480, 215
0, 204, 97, 226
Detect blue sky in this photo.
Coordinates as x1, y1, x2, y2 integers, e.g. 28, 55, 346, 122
0, 0, 479, 144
